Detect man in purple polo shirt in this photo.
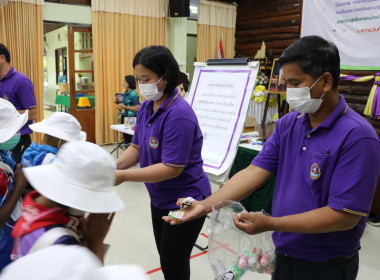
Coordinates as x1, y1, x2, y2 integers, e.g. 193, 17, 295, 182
0, 44, 37, 163
164, 36, 380, 280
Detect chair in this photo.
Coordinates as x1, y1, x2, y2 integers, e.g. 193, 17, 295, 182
76, 92, 85, 97
77, 97, 91, 108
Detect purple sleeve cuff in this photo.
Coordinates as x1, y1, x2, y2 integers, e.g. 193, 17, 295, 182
328, 137, 380, 217
251, 159, 277, 173
18, 78, 36, 109
327, 200, 369, 217
250, 124, 281, 173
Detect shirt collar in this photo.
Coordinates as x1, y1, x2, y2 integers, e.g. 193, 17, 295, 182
298, 94, 348, 129
0, 66, 16, 81
148, 88, 179, 112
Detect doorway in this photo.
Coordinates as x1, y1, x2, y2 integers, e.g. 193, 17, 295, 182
67, 26, 95, 143
55, 47, 67, 84
186, 34, 197, 83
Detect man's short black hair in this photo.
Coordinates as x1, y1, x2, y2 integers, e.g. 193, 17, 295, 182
133, 45, 179, 95
124, 75, 136, 89
279, 36, 340, 88
0, 43, 11, 63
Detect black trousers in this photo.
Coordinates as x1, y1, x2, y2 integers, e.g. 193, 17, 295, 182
272, 253, 359, 280
119, 115, 133, 144
11, 134, 31, 163
150, 203, 206, 280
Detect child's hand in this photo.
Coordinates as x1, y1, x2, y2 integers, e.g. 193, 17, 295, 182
162, 198, 206, 225
80, 213, 115, 262
14, 164, 27, 193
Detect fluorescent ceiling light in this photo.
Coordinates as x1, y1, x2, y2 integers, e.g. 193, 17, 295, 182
190, 5, 197, 13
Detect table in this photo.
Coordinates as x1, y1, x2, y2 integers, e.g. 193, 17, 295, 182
109, 126, 275, 213
229, 142, 276, 214
55, 95, 96, 112
110, 124, 134, 158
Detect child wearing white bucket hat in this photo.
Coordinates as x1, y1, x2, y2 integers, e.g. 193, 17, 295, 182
0, 98, 29, 271
0, 245, 150, 280
11, 141, 125, 262
21, 112, 86, 168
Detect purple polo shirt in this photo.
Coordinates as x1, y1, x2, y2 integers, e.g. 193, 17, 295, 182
0, 67, 36, 135
252, 95, 380, 262
132, 89, 211, 210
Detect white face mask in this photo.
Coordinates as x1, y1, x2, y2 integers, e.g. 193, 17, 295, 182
138, 76, 165, 101
286, 75, 324, 114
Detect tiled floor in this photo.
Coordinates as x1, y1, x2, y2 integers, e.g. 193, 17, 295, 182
40, 108, 380, 279
39, 108, 380, 280
102, 144, 380, 280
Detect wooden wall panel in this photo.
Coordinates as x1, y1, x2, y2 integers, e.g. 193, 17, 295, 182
233, 0, 379, 131
234, 0, 301, 59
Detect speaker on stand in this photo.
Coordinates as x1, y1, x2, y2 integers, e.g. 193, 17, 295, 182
169, 0, 190, 17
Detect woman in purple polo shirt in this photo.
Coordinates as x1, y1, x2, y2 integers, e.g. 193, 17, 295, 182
116, 45, 211, 280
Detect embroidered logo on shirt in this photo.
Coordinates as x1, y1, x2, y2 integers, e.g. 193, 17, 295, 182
149, 137, 159, 149
310, 163, 321, 180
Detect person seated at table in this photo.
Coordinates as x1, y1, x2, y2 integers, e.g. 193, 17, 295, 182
116, 75, 140, 144
177, 72, 190, 100
21, 112, 86, 169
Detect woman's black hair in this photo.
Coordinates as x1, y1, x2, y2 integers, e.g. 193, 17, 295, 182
0, 44, 11, 63
279, 36, 340, 88
124, 75, 136, 89
133, 45, 179, 95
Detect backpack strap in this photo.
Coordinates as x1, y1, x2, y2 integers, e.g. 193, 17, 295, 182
0, 161, 14, 208
0, 161, 13, 176
28, 227, 80, 255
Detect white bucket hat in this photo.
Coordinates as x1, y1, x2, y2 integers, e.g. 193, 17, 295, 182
29, 112, 86, 142
0, 98, 28, 143
0, 245, 150, 280
23, 141, 125, 213
87, 265, 150, 280
0, 245, 101, 280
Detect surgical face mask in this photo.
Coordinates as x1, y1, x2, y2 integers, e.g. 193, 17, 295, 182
0, 133, 20, 151
286, 75, 324, 114
138, 76, 165, 101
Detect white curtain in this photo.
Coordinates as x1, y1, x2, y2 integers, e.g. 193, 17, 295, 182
197, 0, 237, 61
91, 0, 169, 144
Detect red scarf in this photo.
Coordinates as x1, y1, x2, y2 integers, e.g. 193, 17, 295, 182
12, 191, 71, 238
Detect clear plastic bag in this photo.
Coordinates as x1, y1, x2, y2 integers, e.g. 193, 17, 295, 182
208, 201, 275, 280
